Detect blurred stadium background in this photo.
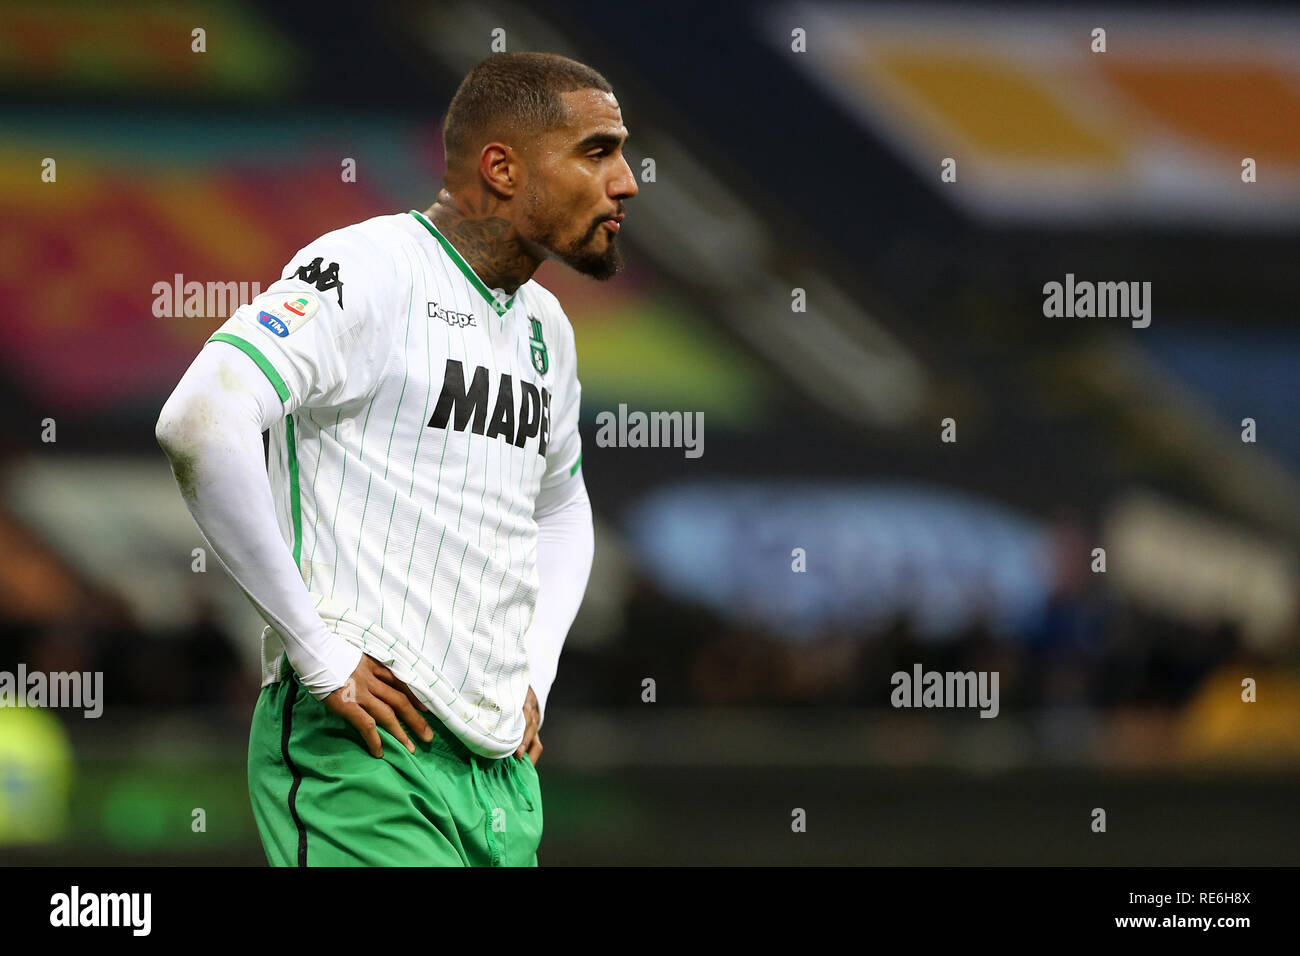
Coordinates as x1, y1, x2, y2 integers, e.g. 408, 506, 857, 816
2, 0, 1299, 864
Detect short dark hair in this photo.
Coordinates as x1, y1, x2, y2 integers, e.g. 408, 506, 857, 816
442, 52, 614, 172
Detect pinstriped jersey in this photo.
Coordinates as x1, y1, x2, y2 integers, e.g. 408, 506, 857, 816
207, 210, 582, 759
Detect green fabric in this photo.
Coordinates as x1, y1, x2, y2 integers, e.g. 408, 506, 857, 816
248, 670, 543, 866
408, 210, 517, 317
206, 332, 291, 403
284, 414, 302, 567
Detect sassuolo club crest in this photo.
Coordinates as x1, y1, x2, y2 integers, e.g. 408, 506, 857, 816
528, 316, 549, 375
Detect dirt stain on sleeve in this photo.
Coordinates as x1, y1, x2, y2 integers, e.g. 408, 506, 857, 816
168, 447, 200, 505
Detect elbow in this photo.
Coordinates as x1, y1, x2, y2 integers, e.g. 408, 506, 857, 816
155, 379, 222, 454
578, 492, 595, 567
154, 405, 176, 454
154, 394, 193, 457
154, 393, 213, 505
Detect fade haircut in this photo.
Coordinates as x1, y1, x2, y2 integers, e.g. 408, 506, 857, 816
442, 52, 614, 175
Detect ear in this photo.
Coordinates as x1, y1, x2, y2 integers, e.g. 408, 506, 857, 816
479, 142, 520, 198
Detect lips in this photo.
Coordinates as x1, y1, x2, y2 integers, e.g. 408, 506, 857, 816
602, 219, 621, 233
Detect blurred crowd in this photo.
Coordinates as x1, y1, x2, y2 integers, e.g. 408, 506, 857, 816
5, 559, 1288, 725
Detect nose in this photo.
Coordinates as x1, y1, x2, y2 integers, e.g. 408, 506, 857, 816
613, 153, 639, 199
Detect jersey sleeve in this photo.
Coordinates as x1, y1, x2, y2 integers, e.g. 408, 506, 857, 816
540, 312, 582, 489
206, 228, 402, 414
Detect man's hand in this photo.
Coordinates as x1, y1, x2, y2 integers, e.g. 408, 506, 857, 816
515, 685, 543, 766
322, 654, 433, 758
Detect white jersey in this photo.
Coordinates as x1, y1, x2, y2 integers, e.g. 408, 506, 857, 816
207, 210, 582, 759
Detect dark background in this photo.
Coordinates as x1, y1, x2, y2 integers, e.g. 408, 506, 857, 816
1, 0, 1298, 863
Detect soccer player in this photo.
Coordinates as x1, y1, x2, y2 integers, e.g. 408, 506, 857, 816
154, 52, 636, 866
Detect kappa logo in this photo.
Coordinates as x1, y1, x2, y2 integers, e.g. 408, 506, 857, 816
293, 257, 344, 307
429, 301, 476, 328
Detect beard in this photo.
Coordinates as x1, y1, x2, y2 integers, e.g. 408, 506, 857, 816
523, 182, 625, 281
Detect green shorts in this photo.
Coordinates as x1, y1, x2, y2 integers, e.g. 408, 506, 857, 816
247, 669, 543, 866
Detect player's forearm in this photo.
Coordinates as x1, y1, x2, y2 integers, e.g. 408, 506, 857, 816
525, 470, 594, 725
155, 346, 361, 698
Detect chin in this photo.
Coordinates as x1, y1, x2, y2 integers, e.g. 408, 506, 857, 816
574, 256, 622, 281
542, 226, 624, 280
560, 245, 623, 281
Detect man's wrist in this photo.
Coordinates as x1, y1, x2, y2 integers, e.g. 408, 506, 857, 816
287, 638, 363, 700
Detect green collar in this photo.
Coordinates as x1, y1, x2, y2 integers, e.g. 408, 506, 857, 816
410, 209, 517, 317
